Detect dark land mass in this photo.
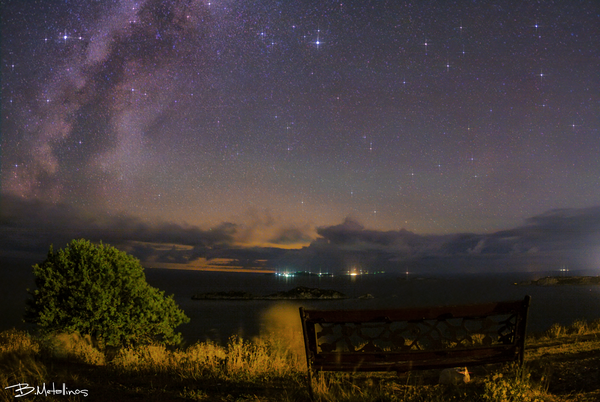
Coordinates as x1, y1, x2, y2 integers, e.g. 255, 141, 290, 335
517, 275, 600, 286
191, 286, 348, 300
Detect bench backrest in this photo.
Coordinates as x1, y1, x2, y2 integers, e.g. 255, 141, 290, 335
300, 296, 531, 372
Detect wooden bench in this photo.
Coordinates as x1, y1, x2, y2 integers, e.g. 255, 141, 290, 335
299, 296, 531, 395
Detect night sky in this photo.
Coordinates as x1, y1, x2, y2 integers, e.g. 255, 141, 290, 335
2, 0, 600, 272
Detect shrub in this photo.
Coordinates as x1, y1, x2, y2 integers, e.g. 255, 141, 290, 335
25, 239, 189, 348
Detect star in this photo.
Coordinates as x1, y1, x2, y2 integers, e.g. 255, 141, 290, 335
532, 21, 542, 38
423, 39, 431, 54
314, 29, 324, 49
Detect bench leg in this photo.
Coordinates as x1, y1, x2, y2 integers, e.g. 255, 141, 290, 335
306, 369, 314, 400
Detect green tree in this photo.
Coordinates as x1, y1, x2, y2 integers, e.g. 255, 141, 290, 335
25, 239, 189, 347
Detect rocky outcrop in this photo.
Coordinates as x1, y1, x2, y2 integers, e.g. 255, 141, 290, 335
517, 276, 600, 286
192, 286, 348, 300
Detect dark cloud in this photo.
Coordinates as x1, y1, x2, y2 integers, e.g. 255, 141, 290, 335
316, 218, 410, 253
517, 207, 600, 247
2, 194, 599, 273
268, 225, 314, 245
301, 210, 600, 273
0, 194, 235, 261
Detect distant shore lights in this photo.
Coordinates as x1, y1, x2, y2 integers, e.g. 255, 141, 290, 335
275, 270, 334, 278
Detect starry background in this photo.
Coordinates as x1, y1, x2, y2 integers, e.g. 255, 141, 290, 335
1, 0, 600, 271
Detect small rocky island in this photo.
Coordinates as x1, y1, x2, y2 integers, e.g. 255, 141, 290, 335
192, 286, 348, 300
517, 276, 600, 286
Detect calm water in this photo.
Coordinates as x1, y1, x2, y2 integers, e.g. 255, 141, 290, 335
3, 264, 600, 345
145, 269, 600, 345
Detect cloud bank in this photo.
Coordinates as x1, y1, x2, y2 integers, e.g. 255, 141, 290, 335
2, 194, 599, 273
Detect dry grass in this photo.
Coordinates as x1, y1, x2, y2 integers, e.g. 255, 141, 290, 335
40, 332, 105, 365
541, 319, 600, 340
110, 335, 303, 382
1, 317, 599, 401
0, 329, 48, 401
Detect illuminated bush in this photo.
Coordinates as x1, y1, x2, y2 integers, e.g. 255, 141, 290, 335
25, 239, 189, 347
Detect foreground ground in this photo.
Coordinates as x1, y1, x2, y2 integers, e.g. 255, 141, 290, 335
1, 321, 599, 402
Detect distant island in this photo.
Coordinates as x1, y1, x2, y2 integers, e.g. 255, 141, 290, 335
517, 276, 600, 286
192, 286, 348, 300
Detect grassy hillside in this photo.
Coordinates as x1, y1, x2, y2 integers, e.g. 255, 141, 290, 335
1, 319, 599, 401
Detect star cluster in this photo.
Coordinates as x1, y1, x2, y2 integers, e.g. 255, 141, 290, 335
2, 0, 599, 238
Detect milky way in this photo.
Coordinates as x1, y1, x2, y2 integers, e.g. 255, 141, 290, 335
2, 0, 599, 243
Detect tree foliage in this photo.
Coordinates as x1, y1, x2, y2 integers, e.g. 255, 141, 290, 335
25, 239, 189, 347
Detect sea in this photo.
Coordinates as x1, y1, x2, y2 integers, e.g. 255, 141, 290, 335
146, 268, 600, 345
3, 265, 600, 346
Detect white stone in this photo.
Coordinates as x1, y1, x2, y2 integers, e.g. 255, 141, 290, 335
439, 367, 470, 385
